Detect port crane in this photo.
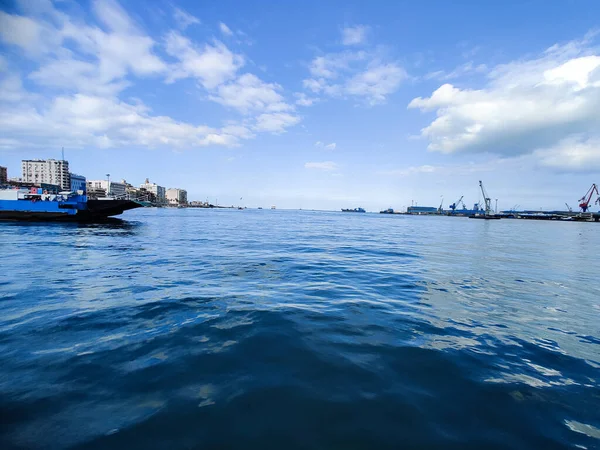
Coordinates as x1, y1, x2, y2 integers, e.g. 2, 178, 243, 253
578, 183, 599, 212
479, 181, 493, 216
565, 203, 573, 213
448, 195, 465, 212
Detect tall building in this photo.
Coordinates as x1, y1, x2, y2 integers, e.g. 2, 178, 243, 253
166, 188, 188, 206
70, 173, 87, 193
140, 178, 166, 203
21, 159, 70, 190
87, 179, 127, 197
0, 166, 7, 184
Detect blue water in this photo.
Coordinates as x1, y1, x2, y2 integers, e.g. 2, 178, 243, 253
1, 209, 599, 449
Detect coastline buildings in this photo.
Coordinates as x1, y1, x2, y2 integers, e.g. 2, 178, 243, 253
166, 188, 188, 206
22, 159, 70, 190
140, 178, 166, 204
7, 158, 192, 206
87, 179, 127, 197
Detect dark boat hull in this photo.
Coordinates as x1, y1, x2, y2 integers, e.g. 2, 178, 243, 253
85, 199, 143, 217
469, 215, 501, 220
0, 200, 143, 222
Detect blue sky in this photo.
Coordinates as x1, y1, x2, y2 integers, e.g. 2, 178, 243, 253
1, 0, 600, 211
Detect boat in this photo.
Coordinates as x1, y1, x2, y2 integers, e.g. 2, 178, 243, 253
380, 208, 394, 214
0, 187, 142, 221
342, 207, 366, 213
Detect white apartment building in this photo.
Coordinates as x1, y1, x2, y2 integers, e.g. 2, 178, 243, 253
22, 159, 70, 190
166, 188, 188, 205
87, 179, 127, 197
140, 178, 166, 202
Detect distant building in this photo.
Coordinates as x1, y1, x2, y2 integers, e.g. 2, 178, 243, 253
166, 188, 188, 206
0, 166, 7, 184
87, 179, 127, 197
407, 206, 438, 214
70, 173, 86, 193
140, 178, 166, 203
22, 159, 70, 190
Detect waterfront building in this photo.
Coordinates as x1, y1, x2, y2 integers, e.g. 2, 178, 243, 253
166, 188, 188, 206
0, 166, 7, 184
21, 159, 70, 190
140, 178, 166, 204
407, 206, 438, 214
70, 173, 87, 193
87, 179, 127, 197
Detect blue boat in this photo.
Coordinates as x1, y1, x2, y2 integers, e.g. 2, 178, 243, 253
0, 186, 142, 221
342, 207, 366, 213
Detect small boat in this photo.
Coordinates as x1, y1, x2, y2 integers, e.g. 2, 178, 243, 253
342, 207, 366, 213
380, 208, 394, 214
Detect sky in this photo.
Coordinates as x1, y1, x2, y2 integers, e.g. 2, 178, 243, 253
1, 0, 600, 211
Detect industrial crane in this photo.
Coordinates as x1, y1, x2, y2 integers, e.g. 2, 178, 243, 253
448, 195, 465, 212
565, 203, 572, 213
479, 181, 493, 216
578, 183, 599, 212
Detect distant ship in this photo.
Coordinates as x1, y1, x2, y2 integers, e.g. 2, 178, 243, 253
271, 206, 276, 210
380, 208, 394, 214
342, 207, 366, 213
0, 187, 142, 221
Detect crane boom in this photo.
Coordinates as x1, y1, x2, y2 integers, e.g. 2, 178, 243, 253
578, 183, 599, 212
479, 181, 493, 216
449, 195, 464, 212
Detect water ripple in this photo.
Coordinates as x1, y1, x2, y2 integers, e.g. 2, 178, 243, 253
1, 210, 599, 449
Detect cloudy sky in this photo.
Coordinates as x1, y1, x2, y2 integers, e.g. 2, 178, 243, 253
1, 0, 599, 211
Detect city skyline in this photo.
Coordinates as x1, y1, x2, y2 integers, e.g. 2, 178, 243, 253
1, 0, 600, 211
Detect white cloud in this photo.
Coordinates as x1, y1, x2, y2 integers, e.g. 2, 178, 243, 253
0, 93, 249, 150
254, 112, 300, 133
0, 72, 36, 103
534, 136, 600, 172
219, 22, 233, 36
342, 25, 368, 46
173, 7, 200, 30
0, 0, 300, 150
409, 37, 600, 161
315, 141, 336, 150
93, 0, 135, 33
207, 73, 300, 133
2, 0, 167, 96
380, 165, 439, 177
303, 50, 405, 104
305, 161, 338, 171
209, 73, 289, 113
346, 64, 407, 105
294, 92, 318, 106
0, 11, 43, 56
29, 58, 130, 96
308, 51, 367, 79
164, 32, 244, 88
424, 61, 488, 81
